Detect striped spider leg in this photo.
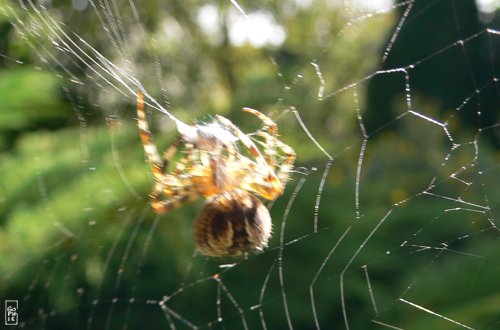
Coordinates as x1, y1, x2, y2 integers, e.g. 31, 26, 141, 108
137, 92, 198, 213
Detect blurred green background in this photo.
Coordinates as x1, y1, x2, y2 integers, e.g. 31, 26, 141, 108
0, 0, 499, 329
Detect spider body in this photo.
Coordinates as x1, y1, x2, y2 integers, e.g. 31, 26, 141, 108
137, 92, 295, 256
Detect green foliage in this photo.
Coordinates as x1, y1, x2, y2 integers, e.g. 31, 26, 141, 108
0, 124, 145, 272
0, 68, 73, 149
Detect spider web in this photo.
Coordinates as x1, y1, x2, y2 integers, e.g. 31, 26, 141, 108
1, 0, 499, 329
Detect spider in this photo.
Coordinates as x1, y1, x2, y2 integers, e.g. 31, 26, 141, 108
136, 92, 295, 257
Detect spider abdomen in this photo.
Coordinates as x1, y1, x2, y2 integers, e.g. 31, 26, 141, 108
193, 190, 272, 257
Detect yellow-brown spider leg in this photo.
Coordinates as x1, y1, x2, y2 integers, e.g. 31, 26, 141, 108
242, 107, 277, 135
173, 142, 195, 176
137, 91, 163, 179
215, 115, 283, 200
256, 131, 296, 185
137, 91, 184, 175
138, 91, 198, 214
150, 179, 199, 214
242, 107, 280, 170
215, 115, 270, 171
242, 108, 295, 189
150, 145, 201, 214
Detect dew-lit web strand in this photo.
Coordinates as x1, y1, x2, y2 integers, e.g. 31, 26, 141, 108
362, 265, 378, 316
422, 191, 489, 212
161, 271, 250, 329
451, 0, 479, 94
293, 110, 333, 233
381, 0, 414, 63
311, 62, 326, 100
427, 32, 491, 73
371, 320, 404, 330
213, 275, 249, 330
448, 142, 478, 186
257, 260, 276, 330
456, 81, 491, 113
340, 209, 393, 330
302, 62, 333, 233
338, 0, 412, 35
366, 225, 451, 321
353, 87, 367, 220
230, 0, 248, 18
309, 227, 350, 330
216, 277, 222, 322
485, 29, 500, 94
278, 176, 307, 330
161, 304, 175, 330
479, 185, 499, 230
158, 301, 197, 330
394, 196, 488, 253
399, 298, 475, 330
403, 241, 486, 259
157, 267, 239, 328
121, 209, 236, 329
419, 148, 493, 222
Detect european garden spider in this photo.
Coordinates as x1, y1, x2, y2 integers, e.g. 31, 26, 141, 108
137, 92, 295, 256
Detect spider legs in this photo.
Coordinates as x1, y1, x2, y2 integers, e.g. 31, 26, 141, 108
148, 148, 199, 214
243, 107, 279, 168
215, 114, 285, 200
215, 114, 269, 169
137, 91, 184, 174
137, 91, 163, 178
137, 91, 199, 214
150, 182, 199, 214
242, 107, 277, 135
242, 108, 296, 185
256, 131, 296, 185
